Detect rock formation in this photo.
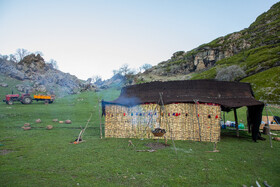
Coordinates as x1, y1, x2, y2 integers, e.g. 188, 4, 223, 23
0, 54, 95, 96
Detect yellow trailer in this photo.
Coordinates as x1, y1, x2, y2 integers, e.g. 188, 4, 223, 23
33, 94, 55, 104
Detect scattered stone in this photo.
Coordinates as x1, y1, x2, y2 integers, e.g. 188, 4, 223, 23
65, 120, 72, 124
16, 84, 25, 92
36, 119, 41, 123
59, 121, 64, 124
24, 123, 30, 127
23, 127, 31, 130
52, 119, 58, 122
46, 125, 53, 130
36, 85, 47, 92
0, 83, 8, 87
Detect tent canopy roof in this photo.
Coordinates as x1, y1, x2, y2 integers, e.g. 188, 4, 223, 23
103, 80, 263, 110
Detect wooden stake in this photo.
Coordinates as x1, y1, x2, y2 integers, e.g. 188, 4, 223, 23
76, 113, 93, 143
128, 140, 135, 148
234, 108, 239, 137
265, 104, 273, 148
206, 142, 220, 153
77, 129, 84, 143
141, 100, 160, 138
223, 111, 226, 127
194, 100, 202, 141
159, 92, 177, 156
190, 104, 195, 141
80, 113, 93, 137
98, 99, 103, 139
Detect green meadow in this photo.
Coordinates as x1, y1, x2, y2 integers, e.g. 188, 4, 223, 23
0, 89, 280, 186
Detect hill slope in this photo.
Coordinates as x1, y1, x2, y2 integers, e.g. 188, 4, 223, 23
134, 2, 280, 104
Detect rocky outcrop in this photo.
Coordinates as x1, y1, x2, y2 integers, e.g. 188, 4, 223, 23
145, 30, 264, 76
0, 58, 26, 80
0, 54, 95, 96
137, 2, 280, 80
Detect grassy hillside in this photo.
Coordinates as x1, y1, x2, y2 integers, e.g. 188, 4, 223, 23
241, 66, 280, 104
1, 89, 280, 186
0, 73, 28, 96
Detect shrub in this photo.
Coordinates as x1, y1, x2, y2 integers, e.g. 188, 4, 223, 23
215, 65, 246, 81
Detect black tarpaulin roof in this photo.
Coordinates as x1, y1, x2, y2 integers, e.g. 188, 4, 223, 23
103, 80, 263, 110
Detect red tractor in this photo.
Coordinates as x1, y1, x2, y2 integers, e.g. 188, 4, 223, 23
3, 93, 32, 105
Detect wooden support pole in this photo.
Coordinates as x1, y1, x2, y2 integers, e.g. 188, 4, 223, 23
77, 129, 84, 143
234, 108, 239, 137
98, 99, 103, 139
194, 100, 202, 141
223, 111, 226, 126
159, 92, 177, 156
75, 113, 93, 144
265, 104, 273, 148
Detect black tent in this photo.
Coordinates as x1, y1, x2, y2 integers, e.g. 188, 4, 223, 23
103, 80, 264, 141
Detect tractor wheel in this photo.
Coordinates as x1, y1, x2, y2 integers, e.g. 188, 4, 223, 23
44, 100, 49, 104
22, 96, 32, 104
7, 100, 14, 105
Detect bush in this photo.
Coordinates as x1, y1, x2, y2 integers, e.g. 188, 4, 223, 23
215, 65, 246, 81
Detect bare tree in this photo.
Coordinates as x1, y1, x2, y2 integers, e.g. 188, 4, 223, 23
112, 64, 131, 76
141, 63, 152, 72
91, 75, 102, 84
112, 69, 118, 75
119, 64, 130, 76
0, 55, 9, 60
215, 65, 246, 81
34, 51, 44, 57
48, 59, 59, 69
9, 54, 17, 62
15, 48, 30, 62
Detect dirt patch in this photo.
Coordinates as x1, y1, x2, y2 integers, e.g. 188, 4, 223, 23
0, 149, 13, 155
145, 142, 170, 150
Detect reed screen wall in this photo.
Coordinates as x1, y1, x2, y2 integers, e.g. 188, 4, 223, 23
105, 103, 221, 142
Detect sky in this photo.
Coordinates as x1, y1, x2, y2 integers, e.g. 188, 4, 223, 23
0, 0, 279, 80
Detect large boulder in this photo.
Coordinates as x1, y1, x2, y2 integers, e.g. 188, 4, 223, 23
0, 58, 25, 80
15, 84, 33, 93
36, 85, 47, 92
16, 84, 25, 92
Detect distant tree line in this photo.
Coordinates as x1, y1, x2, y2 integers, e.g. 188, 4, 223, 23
0, 48, 59, 69
92, 63, 152, 84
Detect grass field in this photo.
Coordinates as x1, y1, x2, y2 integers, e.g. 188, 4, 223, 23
1, 89, 280, 186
